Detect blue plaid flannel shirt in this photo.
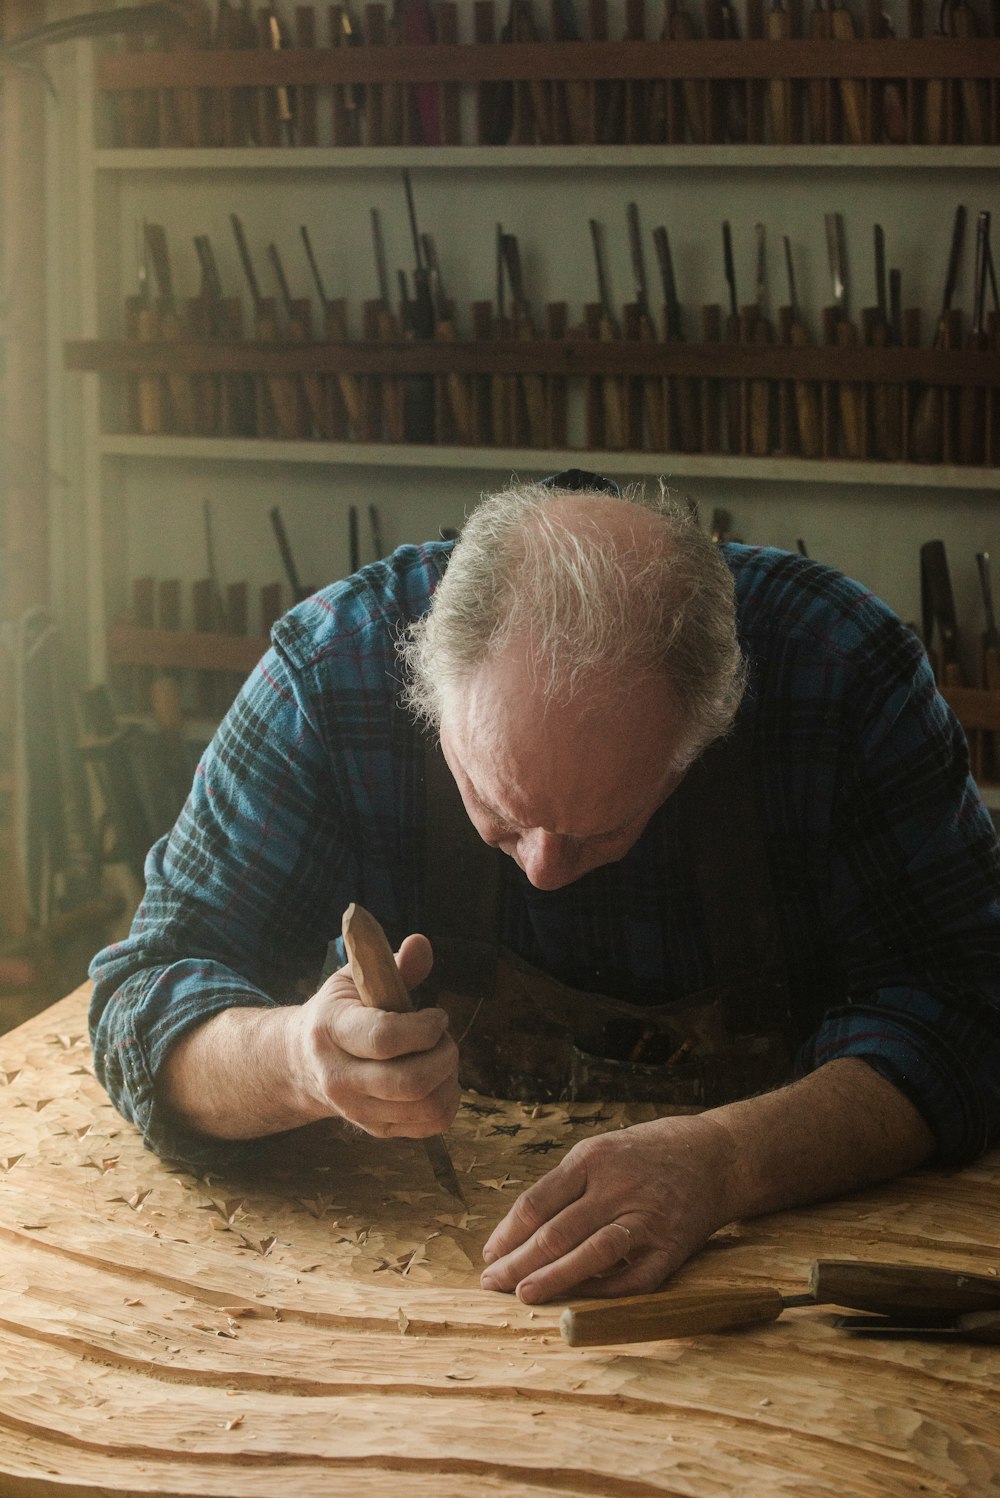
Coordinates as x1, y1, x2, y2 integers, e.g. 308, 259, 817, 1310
90, 542, 1000, 1170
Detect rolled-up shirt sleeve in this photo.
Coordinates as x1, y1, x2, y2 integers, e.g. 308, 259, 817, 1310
89, 547, 442, 1167
798, 636, 1000, 1163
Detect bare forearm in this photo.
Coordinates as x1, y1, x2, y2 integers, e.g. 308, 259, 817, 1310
159, 942, 457, 1145
161, 1005, 320, 1139
713, 1057, 935, 1222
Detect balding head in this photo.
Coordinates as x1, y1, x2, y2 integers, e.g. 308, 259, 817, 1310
400, 480, 745, 771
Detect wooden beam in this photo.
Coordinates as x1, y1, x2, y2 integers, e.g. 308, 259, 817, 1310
1, 0, 50, 619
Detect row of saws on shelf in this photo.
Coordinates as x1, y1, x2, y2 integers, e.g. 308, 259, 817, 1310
93, 0, 1000, 149
121, 187, 999, 462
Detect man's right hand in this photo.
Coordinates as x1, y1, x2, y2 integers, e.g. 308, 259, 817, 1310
290, 933, 460, 1139
162, 933, 459, 1142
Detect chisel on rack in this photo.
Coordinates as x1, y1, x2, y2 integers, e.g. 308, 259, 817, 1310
269, 505, 311, 603
230, 212, 303, 439
653, 225, 700, 453
492, 222, 513, 444
782, 235, 822, 458
561, 1259, 1000, 1346
722, 220, 742, 452
869, 223, 900, 460
268, 240, 330, 439
300, 224, 365, 438
399, 171, 436, 441
749, 223, 775, 456
342, 902, 466, 1206
143, 221, 198, 435
974, 549, 999, 777
422, 232, 476, 444
807, 0, 830, 142
824, 212, 866, 458
589, 218, 628, 450
194, 231, 254, 435
667, 0, 707, 143
130, 219, 166, 435
766, 0, 794, 145
920, 538, 963, 684
627, 202, 665, 451
369, 208, 406, 443
829, 0, 867, 143
958, 209, 990, 465
948, 0, 987, 144
501, 231, 547, 447
910, 204, 967, 463
717, 0, 747, 142
924, 0, 950, 144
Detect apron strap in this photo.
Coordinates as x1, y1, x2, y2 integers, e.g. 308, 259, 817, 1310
675, 724, 791, 1029
420, 737, 502, 944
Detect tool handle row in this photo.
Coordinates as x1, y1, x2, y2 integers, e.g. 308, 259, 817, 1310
71, 299, 1000, 465
99, 0, 1000, 150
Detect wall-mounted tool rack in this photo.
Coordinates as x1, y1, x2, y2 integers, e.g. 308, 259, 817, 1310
92, 1, 1000, 150
66, 323, 1000, 465
51, 17, 999, 808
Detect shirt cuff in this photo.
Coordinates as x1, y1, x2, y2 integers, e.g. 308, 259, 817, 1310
799, 990, 996, 1165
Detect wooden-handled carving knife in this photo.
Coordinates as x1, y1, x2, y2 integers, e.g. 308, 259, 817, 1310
342, 902, 467, 1206
561, 1259, 1000, 1346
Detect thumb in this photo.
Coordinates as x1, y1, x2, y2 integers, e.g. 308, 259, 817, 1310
396, 932, 434, 993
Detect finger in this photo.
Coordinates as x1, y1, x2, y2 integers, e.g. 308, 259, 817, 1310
348, 1032, 458, 1105
346, 1071, 461, 1139
569, 1255, 674, 1300
482, 1153, 588, 1264
330, 997, 452, 1063
481, 1216, 632, 1301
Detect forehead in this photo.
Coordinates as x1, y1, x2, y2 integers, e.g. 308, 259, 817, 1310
441, 655, 681, 839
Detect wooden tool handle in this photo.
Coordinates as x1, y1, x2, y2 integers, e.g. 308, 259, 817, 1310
561, 1287, 787, 1346
829, 5, 866, 143
342, 902, 412, 1014
811, 1260, 1000, 1314
766, 4, 793, 144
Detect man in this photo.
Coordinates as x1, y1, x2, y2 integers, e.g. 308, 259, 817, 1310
90, 475, 1000, 1307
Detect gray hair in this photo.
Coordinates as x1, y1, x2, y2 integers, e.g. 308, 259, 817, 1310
399, 480, 746, 767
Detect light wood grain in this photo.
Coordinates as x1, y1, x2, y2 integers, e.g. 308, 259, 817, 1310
0, 986, 997, 1495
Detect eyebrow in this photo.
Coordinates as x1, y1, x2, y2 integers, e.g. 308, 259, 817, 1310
470, 787, 639, 844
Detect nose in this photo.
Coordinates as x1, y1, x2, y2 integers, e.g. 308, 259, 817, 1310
516, 828, 581, 890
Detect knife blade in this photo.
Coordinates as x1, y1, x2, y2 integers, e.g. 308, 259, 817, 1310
341, 902, 467, 1206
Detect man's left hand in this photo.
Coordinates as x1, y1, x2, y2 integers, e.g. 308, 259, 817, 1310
479, 1113, 735, 1303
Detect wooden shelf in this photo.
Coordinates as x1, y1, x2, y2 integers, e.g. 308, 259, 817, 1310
93, 145, 1000, 172
95, 434, 1000, 489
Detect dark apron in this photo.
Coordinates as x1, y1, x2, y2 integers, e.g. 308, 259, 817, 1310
418, 726, 794, 1107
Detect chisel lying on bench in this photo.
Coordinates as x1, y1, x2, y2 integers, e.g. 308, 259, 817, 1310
561, 1259, 1000, 1346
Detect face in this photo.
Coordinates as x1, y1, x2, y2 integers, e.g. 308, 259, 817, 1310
439, 653, 687, 892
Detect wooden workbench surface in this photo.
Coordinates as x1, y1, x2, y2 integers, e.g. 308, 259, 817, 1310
0, 985, 997, 1497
